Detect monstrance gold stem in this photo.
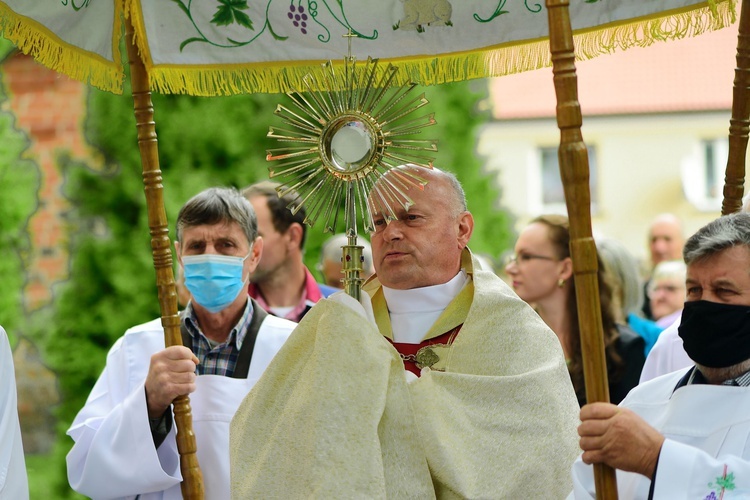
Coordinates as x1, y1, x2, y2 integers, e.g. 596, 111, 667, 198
342, 183, 364, 300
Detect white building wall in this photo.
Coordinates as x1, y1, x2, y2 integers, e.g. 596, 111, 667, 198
478, 110, 746, 268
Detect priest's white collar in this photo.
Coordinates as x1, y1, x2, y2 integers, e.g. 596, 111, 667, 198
382, 270, 469, 314
382, 270, 469, 344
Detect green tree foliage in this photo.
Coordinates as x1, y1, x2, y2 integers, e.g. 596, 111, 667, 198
46, 75, 512, 496
0, 38, 14, 60
425, 79, 514, 259
0, 63, 40, 344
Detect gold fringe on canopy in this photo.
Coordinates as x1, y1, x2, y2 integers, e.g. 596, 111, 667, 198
0, 0, 736, 96
138, 0, 735, 96
486, 0, 736, 79
575, 0, 735, 59
0, 2, 124, 95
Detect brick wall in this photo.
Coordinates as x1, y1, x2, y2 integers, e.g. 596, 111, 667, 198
3, 52, 95, 311
2, 52, 95, 453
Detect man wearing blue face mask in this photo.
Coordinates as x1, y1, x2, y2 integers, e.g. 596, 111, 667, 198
66, 187, 297, 500
569, 211, 750, 499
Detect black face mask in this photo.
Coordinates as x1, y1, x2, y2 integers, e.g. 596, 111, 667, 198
678, 300, 750, 368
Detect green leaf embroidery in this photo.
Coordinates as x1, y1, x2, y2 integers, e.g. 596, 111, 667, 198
266, 19, 289, 41
474, 0, 508, 23
180, 37, 209, 52
212, 0, 254, 30
708, 468, 737, 496
169, 0, 191, 17
715, 472, 736, 491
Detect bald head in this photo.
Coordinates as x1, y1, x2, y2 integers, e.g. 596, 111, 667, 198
648, 213, 684, 268
370, 164, 467, 217
368, 165, 474, 289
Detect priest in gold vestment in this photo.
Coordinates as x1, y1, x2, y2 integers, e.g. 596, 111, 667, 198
230, 165, 580, 498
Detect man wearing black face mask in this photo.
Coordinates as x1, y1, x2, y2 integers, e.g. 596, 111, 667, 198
66, 187, 297, 499
569, 211, 750, 499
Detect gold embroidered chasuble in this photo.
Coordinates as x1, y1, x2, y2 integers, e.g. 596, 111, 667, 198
230, 250, 580, 499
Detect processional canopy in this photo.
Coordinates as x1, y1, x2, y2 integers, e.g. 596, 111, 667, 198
0, 0, 733, 96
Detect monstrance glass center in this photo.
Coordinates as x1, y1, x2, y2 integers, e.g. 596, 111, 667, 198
322, 115, 377, 175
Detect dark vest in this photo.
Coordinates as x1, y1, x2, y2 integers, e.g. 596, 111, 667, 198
180, 298, 268, 379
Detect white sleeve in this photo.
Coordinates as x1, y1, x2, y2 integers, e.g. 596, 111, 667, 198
568, 456, 595, 500
0, 326, 29, 500
652, 439, 750, 498
639, 319, 692, 384
66, 333, 181, 499
568, 438, 750, 499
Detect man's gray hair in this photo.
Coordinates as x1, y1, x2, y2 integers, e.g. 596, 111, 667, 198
439, 168, 468, 214
176, 187, 258, 245
683, 211, 750, 265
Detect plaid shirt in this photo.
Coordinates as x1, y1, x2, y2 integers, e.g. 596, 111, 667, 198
683, 366, 750, 387
183, 300, 253, 376
724, 369, 750, 387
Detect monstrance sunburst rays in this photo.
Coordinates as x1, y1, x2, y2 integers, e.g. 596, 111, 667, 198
266, 55, 438, 235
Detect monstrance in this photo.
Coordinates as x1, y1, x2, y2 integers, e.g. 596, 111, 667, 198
266, 33, 438, 299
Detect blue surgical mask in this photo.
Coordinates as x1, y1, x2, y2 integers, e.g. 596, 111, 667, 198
181, 253, 249, 313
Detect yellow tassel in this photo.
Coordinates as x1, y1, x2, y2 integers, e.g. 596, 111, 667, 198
574, 0, 736, 60
147, 0, 735, 96
0, 0, 735, 97
0, 3, 124, 94
124, 0, 152, 67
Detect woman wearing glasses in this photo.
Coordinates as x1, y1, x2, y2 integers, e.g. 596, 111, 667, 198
504, 214, 645, 405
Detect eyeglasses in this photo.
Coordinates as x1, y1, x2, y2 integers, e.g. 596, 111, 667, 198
504, 252, 557, 266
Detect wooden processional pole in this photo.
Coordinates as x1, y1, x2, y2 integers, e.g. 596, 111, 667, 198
545, 0, 618, 498
124, 16, 205, 499
723, 0, 750, 215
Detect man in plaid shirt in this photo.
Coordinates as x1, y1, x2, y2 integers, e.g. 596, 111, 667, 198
66, 187, 297, 499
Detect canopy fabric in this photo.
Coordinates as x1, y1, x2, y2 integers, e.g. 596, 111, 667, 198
0, 0, 736, 95
0, 0, 122, 93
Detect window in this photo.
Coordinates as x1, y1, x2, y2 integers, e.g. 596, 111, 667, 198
703, 139, 723, 201
680, 138, 727, 212
539, 145, 598, 213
